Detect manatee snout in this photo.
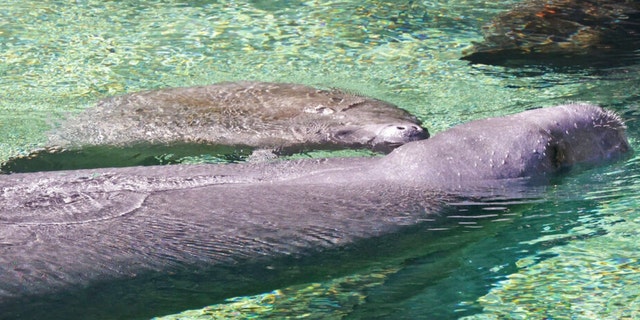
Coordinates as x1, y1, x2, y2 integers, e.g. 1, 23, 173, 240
374, 123, 429, 146
331, 122, 429, 153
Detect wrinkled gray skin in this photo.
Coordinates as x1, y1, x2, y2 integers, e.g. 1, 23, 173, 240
1, 82, 427, 173
57, 81, 426, 152
0, 104, 630, 319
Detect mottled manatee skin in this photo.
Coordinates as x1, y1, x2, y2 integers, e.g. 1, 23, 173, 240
0, 104, 630, 319
0, 82, 427, 173
1, 82, 427, 173
51, 81, 427, 152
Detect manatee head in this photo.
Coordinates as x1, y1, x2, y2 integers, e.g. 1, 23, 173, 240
380, 103, 631, 185
302, 95, 429, 152
525, 103, 631, 171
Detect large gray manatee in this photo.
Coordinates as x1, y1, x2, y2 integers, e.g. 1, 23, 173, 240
1, 81, 427, 173
0, 104, 630, 319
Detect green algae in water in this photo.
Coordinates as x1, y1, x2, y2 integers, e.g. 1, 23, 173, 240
154, 267, 399, 320
463, 157, 640, 320
0, 0, 584, 162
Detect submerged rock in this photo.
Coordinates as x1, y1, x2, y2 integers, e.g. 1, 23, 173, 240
462, 0, 640, 67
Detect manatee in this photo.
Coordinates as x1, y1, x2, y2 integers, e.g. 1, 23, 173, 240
1, 81, 427, 173
0, 104, 630, 319
461, 0, 640, 67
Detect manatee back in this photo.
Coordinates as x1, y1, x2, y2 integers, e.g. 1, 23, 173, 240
2, 82, 427, 173
49, 81, 425, 149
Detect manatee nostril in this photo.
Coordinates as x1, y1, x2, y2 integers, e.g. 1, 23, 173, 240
397, 126, 406, 130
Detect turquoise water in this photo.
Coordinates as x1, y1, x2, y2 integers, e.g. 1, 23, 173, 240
2, 0, 640, 319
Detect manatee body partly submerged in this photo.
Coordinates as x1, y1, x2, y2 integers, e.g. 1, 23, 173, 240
1, 82, 427, 173
0, 104, 630, 319
462, 0, 640, 67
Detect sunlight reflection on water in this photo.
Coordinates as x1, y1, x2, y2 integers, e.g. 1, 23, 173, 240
1, 0, 639, 319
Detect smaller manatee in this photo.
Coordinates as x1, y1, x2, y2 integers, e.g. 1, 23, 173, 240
2, 81, 428, 173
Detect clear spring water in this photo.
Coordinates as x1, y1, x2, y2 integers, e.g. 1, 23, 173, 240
1, 0, 639, 319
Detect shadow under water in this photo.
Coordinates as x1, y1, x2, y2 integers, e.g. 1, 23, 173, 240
0, 144, 255, 173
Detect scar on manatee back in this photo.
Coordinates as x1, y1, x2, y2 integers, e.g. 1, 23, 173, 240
1, 81, 429, 173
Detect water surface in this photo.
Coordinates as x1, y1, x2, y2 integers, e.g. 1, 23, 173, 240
1, 0, 639, 319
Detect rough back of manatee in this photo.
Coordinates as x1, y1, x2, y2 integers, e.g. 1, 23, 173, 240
1, 82, 427, 173
0, 104, 630, 319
